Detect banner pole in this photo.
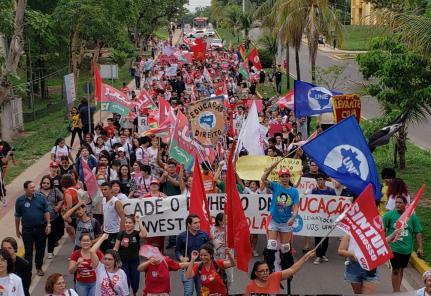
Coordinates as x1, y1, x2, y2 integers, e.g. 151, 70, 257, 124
312, 225, 338, 251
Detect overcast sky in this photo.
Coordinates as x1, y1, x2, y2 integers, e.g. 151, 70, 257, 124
185, 0, 211, 12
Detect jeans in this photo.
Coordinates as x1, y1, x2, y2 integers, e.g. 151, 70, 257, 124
47, 217, 64, 253
181, 269, 201, 296
121, 257, 140, 293
22, 226, 46, 270
75, 281, 96, 296
315, 237, 329, 258
276, 81, 282, 94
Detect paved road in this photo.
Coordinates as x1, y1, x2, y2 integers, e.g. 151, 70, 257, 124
249, 28, 431, 150
30, 234, 422, 295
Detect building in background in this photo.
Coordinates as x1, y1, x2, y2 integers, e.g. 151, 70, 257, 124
351, 0, 376, 25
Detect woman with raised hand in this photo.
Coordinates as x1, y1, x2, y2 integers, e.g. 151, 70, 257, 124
91, 233, 129, 296
245, 250, 315, 295
69, 233, 103, 296
186, 243, 235, 296
114, 214, 147, 296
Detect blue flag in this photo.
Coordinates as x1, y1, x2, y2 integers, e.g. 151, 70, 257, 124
294, 80, 342, 117
302, 116, 381, 200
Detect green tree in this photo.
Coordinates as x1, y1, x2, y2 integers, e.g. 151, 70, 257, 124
255, 0, 343, 82
357, 37, 431, 169
258, 30, 278, 67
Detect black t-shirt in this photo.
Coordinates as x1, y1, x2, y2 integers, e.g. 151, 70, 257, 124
274, 71, 282, 83
116, 230, 141, 261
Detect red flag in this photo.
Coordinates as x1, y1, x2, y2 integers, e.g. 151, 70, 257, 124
396, 184, 426, 230
82, 159, 98, 199
192, 39, 206, 61
159, 97, 172, 125
93, 62, 102, 101
247, 47, 262, 71
137, 88, 157, 112
337, 184, 393, 271
225, 143, 252, 272
227, 112, 235, 138
189, 158, 211, 234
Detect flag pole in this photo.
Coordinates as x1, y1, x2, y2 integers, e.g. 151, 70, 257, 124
312, 226, 338, 251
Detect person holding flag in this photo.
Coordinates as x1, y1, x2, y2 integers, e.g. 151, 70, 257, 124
261, 161, 299, 272
383, 194, 424, 292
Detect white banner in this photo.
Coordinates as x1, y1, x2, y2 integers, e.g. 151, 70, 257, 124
122, 193, 351, 237
64, 73, 76, 104
137, 116, 149, 134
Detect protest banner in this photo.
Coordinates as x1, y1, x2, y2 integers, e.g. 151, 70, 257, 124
100, 83, 134, 116
186, 96, 225, 147
337, 184, 392, 270
122, 193, 351, 237
64, 73, 76, 105
332, 94, 361, 123
165, 64, 178, 77
235, 156, 302, 185
137, 116, 149, 134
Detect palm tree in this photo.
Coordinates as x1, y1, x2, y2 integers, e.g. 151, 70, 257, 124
255, 0, 343, 83
222, 4, 243, 44
258, 30, 278, 68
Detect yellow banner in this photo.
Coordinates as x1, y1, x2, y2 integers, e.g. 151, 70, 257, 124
236, 156, 303, 184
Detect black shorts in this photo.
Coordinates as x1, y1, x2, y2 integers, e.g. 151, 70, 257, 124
390, 252, 411, 269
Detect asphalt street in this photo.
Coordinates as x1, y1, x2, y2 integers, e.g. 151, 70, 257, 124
31, 234, 422, 295
249, 28, 431, 150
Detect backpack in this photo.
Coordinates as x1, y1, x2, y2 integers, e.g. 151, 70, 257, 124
197, 260, 228, 294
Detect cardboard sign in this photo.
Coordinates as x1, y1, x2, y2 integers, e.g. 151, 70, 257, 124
332, 94, 361, 123
186, 96, 225, 147
235, 156, 303, 185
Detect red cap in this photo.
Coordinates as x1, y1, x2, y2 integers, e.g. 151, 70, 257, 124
49, 160, 59, 168
278, 168, 290, 177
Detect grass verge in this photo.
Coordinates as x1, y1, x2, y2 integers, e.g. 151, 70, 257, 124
339, 25, 386, 51
216, 27, 242, 48
371, 140, 431, 265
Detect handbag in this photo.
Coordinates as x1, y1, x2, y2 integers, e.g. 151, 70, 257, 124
104, 266, 119, 295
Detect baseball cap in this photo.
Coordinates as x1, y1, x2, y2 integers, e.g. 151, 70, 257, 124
49, 160, 59, 168
278, 168, 290, 177
150, 178, 160, 185
118, 147, 125, 152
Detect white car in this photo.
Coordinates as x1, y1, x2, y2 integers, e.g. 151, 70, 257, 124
210, 38, 223, 49
204, 29, 215, 37
189, 30, 205, 39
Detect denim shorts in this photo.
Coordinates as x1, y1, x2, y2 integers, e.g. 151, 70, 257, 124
344, 260, 379, 284
268, 220, 292, 233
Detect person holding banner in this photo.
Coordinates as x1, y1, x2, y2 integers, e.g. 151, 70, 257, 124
261, 163, 299, 273
311, 173, 336, 265
383, 195, 423, 292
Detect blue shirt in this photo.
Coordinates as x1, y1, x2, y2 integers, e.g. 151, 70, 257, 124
15, 193, 49, 228
269, 182, 299, 223
311, 187, 337, 195
175, 230, 209, 261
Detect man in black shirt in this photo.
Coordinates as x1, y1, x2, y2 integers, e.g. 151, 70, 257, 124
1, 237, 31, 296
274, 65, 283, 94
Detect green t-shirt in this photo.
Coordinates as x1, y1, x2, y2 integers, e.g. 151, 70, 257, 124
217, 181, 243, 194
383, 209, 423, 255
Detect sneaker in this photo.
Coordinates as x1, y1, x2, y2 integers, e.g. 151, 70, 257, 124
47, 253, 54, 259
313, 257, 322, 265
253, 250, 259, 257
37, 269, 44, 276
321, 256, 329, 262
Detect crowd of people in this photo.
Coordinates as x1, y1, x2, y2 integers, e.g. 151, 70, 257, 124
0, 26, 428, 296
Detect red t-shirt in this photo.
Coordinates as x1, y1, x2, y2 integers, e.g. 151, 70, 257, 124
104, 125, 117, 138
244, 271, 282, 295
70, 249, 104, 283
193, 259, 226, 296
143, 257, 181, 295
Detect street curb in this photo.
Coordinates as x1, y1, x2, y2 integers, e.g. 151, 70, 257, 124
411, 252, 430, 274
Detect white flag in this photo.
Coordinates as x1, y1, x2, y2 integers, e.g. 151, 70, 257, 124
236, 101, 265, 156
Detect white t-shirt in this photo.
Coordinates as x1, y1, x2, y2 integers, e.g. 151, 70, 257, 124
51, 145, 69, 160
95, 263, 129, 296
416, 287, 430, 296
45, 289, 78, 296
114, 193, 128, 201
103, 196, 121, 233
0, 274, 25, 296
